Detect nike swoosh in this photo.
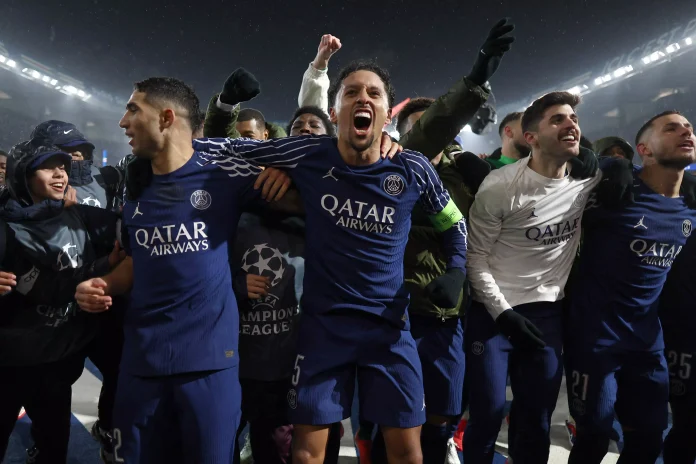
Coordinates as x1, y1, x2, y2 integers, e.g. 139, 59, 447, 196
63, 129, 73, 134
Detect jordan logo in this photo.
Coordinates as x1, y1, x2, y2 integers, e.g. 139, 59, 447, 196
634, 216, 648, 229
528, 209, 538, 219
323, 167, 338, 181
132, 202, 143, 219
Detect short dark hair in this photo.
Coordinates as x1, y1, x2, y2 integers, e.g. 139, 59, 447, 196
134, 77, 202, 132
286, 106, 336, 137
498, 112, 524, 138
521, 92, 581, 133
0, 150, 7, 158
328, 60, 396, 110
635, 110, 681, 146
396, 97, 434, 136
238, 108, 266, 130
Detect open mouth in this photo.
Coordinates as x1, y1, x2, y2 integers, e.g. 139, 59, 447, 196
49, 182, 64, 192
353, 110, 373, 135
678, 140, 695, 150
560, 131, 578, 144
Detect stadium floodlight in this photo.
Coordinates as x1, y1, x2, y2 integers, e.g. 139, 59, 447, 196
31, 70, 40, 79
41, 75, 50, 83
686, 37, 693, 45
82, 94, 92, 101
49, 79, 57, 85
0, 55, 5, 63
77, 89, 85, 98
63, 85, 77, 94
666, 43, 681, 54
594, 77, 603, 86
6, 60, 16, 68
462, 124, 472, 132
642, 56, 651, 64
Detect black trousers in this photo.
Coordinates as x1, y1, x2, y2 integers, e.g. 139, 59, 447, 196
0, 354, 85, 463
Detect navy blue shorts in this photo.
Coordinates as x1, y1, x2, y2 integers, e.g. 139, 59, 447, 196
664, 329, 696, 409
410, 314, 465, 417
565, 346, 669, 435
113, 366, 242, 464
288, 311, 425, 428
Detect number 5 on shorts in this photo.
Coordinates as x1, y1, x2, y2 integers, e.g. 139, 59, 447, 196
292, 354, 305, 387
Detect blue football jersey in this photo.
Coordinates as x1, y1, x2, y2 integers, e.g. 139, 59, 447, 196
193, 136, 467, 327
569, 167, 696, 351
659, 232, 696, 341
121, 152, 261, 376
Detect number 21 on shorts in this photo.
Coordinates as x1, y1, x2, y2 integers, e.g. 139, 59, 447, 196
292, 354, 305, 387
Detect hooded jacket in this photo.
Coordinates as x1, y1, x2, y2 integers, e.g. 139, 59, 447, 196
0, 144, 119, 366
69, 159, 123, 212
593, 136, 634, 161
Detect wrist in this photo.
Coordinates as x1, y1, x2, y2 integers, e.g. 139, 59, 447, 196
311, 59, 329, 71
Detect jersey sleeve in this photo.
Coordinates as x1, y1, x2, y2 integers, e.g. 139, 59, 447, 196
405, 152, 467, 272
74, 205, 120, 256
191, 135, 327, 169
466, 174, 513, 319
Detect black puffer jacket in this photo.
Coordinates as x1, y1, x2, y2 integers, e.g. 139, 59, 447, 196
0, 142, 118, 366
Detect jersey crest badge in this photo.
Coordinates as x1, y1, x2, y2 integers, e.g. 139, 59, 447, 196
190, 190, 212, 210
383, 174, 405, 196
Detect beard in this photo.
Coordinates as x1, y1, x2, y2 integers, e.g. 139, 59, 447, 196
514, 143, 531, 158
349, 134, 375, 154
657, 155, 695, 170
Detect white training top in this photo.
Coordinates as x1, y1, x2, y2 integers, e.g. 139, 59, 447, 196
466, 156, 602, 319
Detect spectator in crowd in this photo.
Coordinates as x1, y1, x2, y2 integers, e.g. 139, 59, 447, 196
0, 150, 6, 186
594, 136, 635, 161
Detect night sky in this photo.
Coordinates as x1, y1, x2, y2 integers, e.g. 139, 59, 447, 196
0, 0, 688, 121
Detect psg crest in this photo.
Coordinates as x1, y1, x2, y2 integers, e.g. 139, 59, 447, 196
190, 190, 212, 210
383, 174, 405, 196
682, 219, 692, 237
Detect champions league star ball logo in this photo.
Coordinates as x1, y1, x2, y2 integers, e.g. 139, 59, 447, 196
241, 244, 286, 286
190, 190, 212, 210
383, 174, 405, 196
81, 196, 102, 208
56, 243, 81, 271
682, 219, 692, 237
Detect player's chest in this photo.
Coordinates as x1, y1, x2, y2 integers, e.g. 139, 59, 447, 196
123, 181, 235, 253
504, 188, 587, 246
295, 164, 418, 228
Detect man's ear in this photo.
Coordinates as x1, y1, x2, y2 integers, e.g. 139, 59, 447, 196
385, 108, 392, 127
161, 108, 175, 130
523, 130, 537, 147
329, 107, 337, 125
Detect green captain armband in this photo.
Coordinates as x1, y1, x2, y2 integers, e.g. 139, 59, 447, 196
428, 199, 463, 232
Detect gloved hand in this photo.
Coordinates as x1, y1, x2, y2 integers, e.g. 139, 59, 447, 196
220, 68, 261, 106
454, 151, 492, 194
595, 157, 634, 209
680, 171, 696, 209
125, 157, 152, 201
568, 147, 599, 180
495, 310, 546, 350
425, 268, 466, 309
467, 18, 515, 86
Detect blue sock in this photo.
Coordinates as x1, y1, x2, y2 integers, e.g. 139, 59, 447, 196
421, 423, 453, 464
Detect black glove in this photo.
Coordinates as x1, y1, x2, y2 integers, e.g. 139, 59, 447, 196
220, 68, 261, 106
595, 157, 634, 209
467, 18, 515, 86
454, 151, 492, 194
125, 157, 152, 201
680, 171, 696, 209
495, 310, 546, 350
425, 268, 466, 309
568, 147, 598, 180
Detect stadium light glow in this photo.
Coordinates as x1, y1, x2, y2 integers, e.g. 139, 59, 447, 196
463, 124, 472, 132
6, 59, 16, 68
686, 37, 693, 45
41, 75, 50, 83
77, 89, 86, 98
666, 43, 681, 54
594, 77, 603, 86
30, 70, 40, 79
83, 94, 91, 101
0, 55, 5, 63
49, 79, 57, 85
